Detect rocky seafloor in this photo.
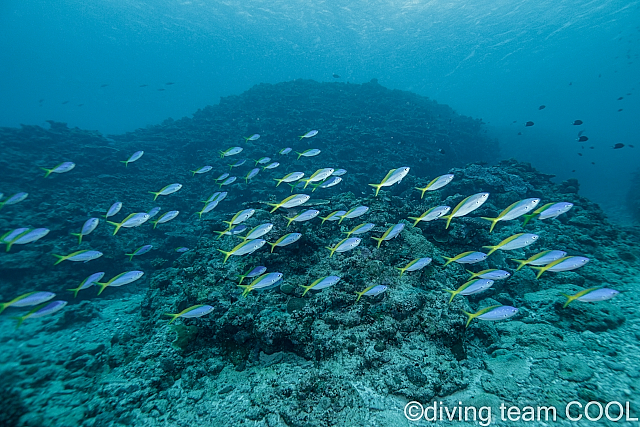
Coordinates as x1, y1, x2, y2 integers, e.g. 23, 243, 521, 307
1, 80, 639, 427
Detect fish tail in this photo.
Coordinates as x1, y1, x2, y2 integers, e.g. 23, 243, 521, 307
442, 256, 453, 267
152, 220, 159, 229
480, 217, 499, 233
52, 253, 67, 265
354, 290, 365, 302
444, 289, 457, 304
267, 204, 280, 213
120, 160, 128, 167
441, 214, 453, 229
107, 220, 122, 235
482, 245, 497, 256
408, 216, 420, 227
414, 187, 427, 199
196, 211, 203, 220
301, 179, 310, 189
510, 259, 528, 271
164, 313, 181, 324
529, 266, 544, 279
40, 167, 53, 178
286, 217, 295, 227
125, 253, 135, 261
148, 191, 160, 201
96, 282, 109, 296
368, 183, 383, 197
67, 287, 81, 298
0, 303, 7, 315
274, 178, 283, 187
560, 293, 577, 308
461, 310, 476, 327
0, 202, 5, 212
219, 151, 225, 158
371, 236, 383, 249
325, 245, 337, 257
217, 249, 232, 264
465, 269, 478, 279
236, 285, 252, 297
521, 213, 535, 227
342, 230, 352, 237
11, 316, 26, 330
5, 241, 14, 252
70, 232, 83, 245
300, 285, 312, 297
295, 152, 303, 159
267, 242, 278, 253
395, 267, 405, 277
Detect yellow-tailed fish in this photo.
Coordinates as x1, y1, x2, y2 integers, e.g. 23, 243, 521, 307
0, 291, 55, 314
442, 251, 487, 267
12, 301, 67, 329
561, 287, 619, 308
41, 161, 75, 178
343, 223, 375, 237
267, 233, 302, 253
107, 212, 150, 235
285, 209, 320, 227
320, 210, 346, 225
266, 194, 310, 213
408, 206, 451, 226
300, 168, 334, 189
274, 172, 304, 187
371, 223, 404, 248
71, 218, 99, 244
354, 284, 387, 302
444, 279, 494, 303
396, 257, 432, 277
510, 250, 566, 271
67, 272, 105, 298
96, 271, 145, 295
529, 256, 589, 278
238, 272, 283, 297
440, 192, 490, 229
481, 198, 540, 232
121, 151, 143, 167
482, 233, 539, 256
325, 237, 361, 257
53, 250, 103, 265
300, 276, 341, 296
368, 167, 410, 196
149, 183, 182, 201
415, 174, 454, 198
164, 305, 214, 323
522, 202, 573, 226
466, 269, 510, 280
218, 239, 266, 263
462, 305, 518, 327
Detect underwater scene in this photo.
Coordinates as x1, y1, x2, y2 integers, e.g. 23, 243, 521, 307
1, 1, 639, 427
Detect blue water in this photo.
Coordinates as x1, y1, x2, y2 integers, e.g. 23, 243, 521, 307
1, 0, 638, 219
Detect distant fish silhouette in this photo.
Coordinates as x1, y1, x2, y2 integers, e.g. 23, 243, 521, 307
577, 136, 588, 142
101, 84, 109, 88
333, 74, 340, 78
617, 96, 623, 100
517, 132, 522, 135
78, 104, 84, 107
166, 82, 174, 85
139, 84, 148, 87
525, 121, 534, 127
572, 120, 583, 125
158, 88, 165, 91
61, 101, 69, 104
613, 143, 624, 149
38, 99, 44, 103
538, 105, 545, 110
629, 145, 635, 148
578, 153, 583, 156
512, 120, 517, 123
618, 109, 623, 112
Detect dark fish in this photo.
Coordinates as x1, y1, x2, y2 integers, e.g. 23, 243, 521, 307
629, 145, 635, 148
38, 99, 44, 103
139, 84, 148, 87
61, 101, 69, 104
572, 170, 576, 172
77, 104, 84, 107
589, 146, 594, 149
538, 105, 545, 110
578, 136, 588, 142
617, 97, 623, 100
512, 120, 517, 123
157, 88, 165, 91
517, 132, 522, 135
578, 153, 583, 156
591, 162, 595, 165
572, 120, 583, 125
438, 148, 445, 154
332, 74, 340, 78
101, 84, 109, 88
618, 109, 623, 112
569, 82, 572, 85
598, 74, 601, 77
613, 143, 624, 149
525, 121, 534, 127
165, 82, 174, 85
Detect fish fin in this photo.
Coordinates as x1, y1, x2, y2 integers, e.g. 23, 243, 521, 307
106, 220, 122, 236
529, 265, 544, 279
442, 256, 453, 267
67, 288, 81, 298
300, 285, 312, 297
353, 290, 364, 302
52, 253, 66, 265
268, 242, 278, 253
325, 245, 337, 257
217, 249, 232, 264
441, 214, 453, 229
414, 187, 428, 199
120, 160, 128, 167
482, 245, 497, 256
368, 183, 383, 197
265, 203, 279, 213
11, 316, 26, 330
522, 213, 535, 227
96, 282, 109, 296
148, 191, 160, 201
560, 293, 575, 308
40, 167, 53, 178
0, 303, 7, 315
465, 269, 477, 279
407, 216, 421, 227
394, 267, 405, 277
510, 259, 528, 271
70, 232, 83, 245
286, 217, 295, 227
164, 313, 180, 324
480, 217, 499, 233
461, 310, 475, 327
274, 178, 283, 187
125, 253, 134, 261
443, 289, 457, 304
371, 236, 383, 249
